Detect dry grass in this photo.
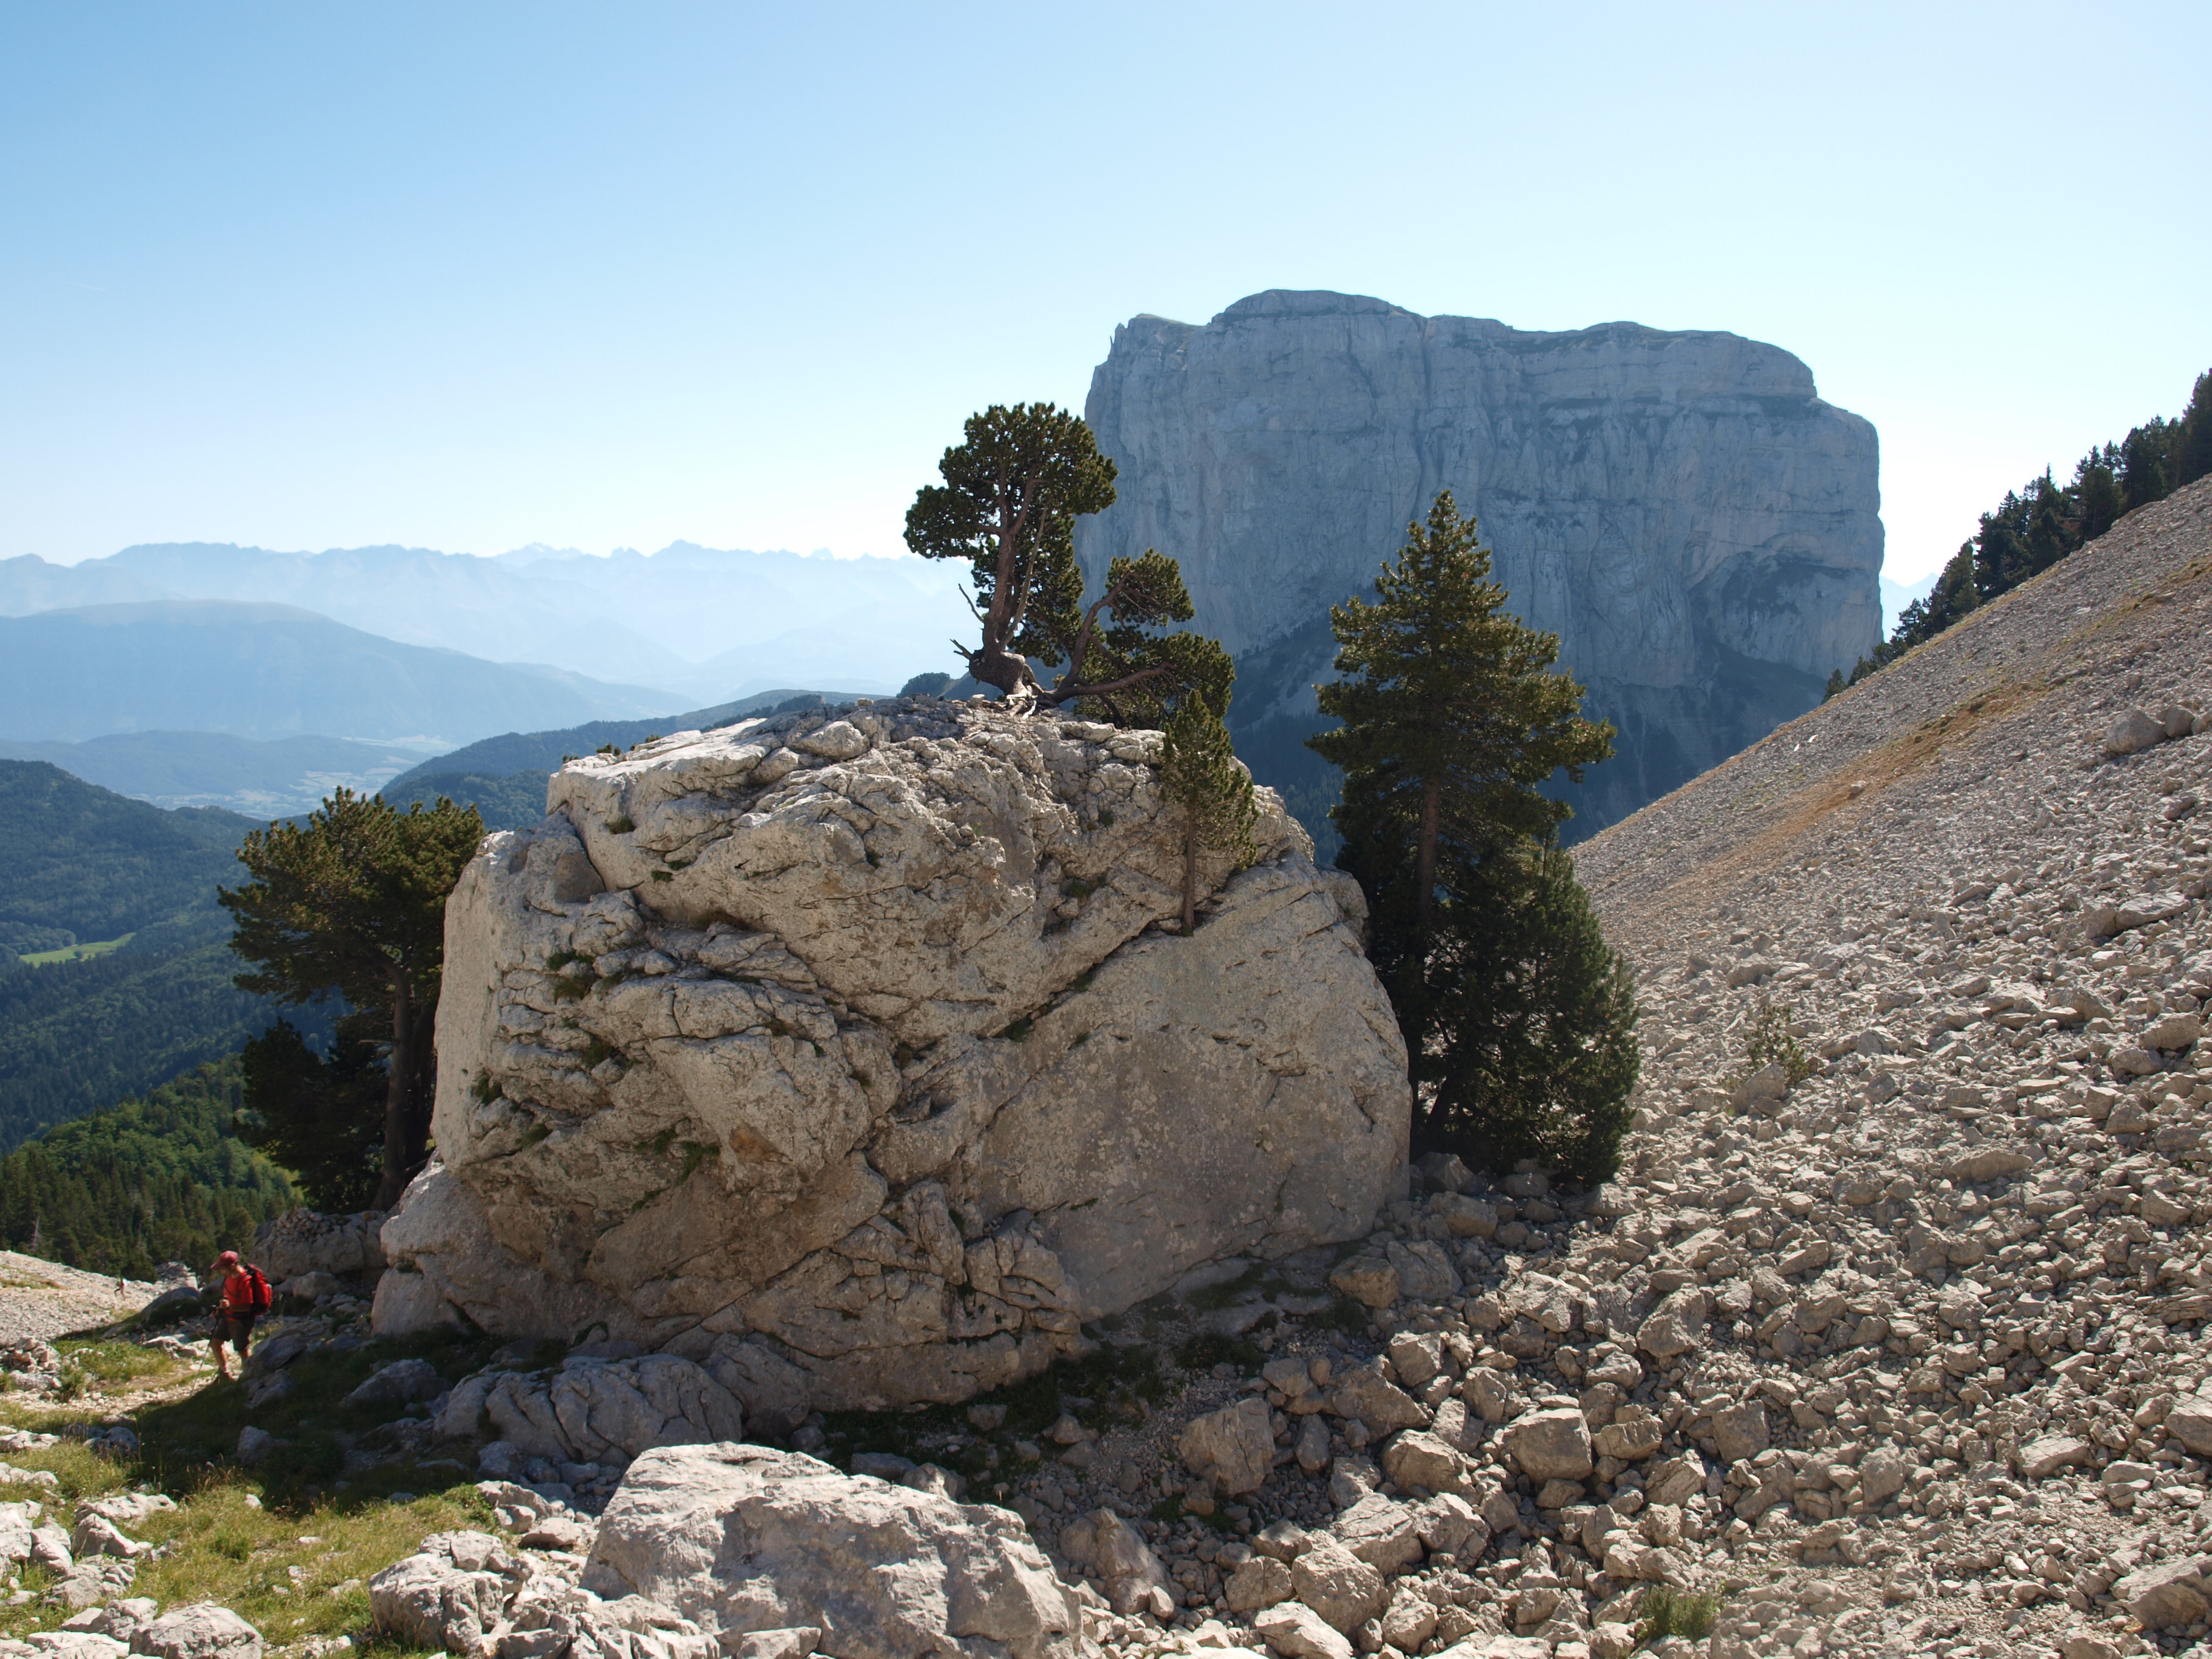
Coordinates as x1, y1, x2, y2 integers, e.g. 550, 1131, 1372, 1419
0, 1324, 508, 1655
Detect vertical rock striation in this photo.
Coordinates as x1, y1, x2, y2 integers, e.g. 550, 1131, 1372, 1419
1075, 289, 1883, 841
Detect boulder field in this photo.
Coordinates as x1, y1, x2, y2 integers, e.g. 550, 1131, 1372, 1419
373, 698, 1409, 1418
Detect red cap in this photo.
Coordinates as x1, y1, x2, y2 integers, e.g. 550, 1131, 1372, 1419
217, 1250, 239, 1267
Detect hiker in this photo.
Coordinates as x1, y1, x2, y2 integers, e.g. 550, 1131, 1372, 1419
205, 1249, 272, 1380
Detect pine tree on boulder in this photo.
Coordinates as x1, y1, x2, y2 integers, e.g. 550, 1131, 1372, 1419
903, 402, 1231, 722
1159, 694, 1258, 933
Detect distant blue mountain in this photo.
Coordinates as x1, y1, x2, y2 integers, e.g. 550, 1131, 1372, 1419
0, 600, 679, 747
1879, 571, 1939, 636
4, 540, 967, 702
0, 731, 422, 815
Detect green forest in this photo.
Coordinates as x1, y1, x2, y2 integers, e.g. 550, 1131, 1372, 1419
0, 762, 326, 1150
0, 1056, 297, 1278
1833, 366, 2212, 692
0, 760, 251, 955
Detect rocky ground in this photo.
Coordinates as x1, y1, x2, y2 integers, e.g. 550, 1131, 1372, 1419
2, 484, 2205, 1659
899, 478, 2212, 1659
0, 1258, 156, 1348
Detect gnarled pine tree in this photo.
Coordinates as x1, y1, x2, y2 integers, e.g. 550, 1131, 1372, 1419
903, 403, 1231, 720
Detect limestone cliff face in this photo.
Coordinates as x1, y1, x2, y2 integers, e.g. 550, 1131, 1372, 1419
1075, 290, 1883, 840
378, 696, 1409, 1418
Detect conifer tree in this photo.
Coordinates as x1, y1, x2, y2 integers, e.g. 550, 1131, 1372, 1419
1415, 843, 1638, 1183
1309, 491, 1613, 936
221, 789, 483, 1208
1313, 491, 1633, 1184
903, 403, 1232, 721
1158, 694, 1257, 933
1845, 364, 2208, 688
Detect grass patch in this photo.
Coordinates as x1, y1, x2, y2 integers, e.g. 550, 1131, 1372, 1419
18, 934, 134, 967
0, 1353, 498, 1652
1634, 1585, 1723, 1641
109, 1324, 509, 1507
55, 1339, 186, 1387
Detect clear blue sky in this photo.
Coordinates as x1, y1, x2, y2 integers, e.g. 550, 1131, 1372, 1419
4, 2, 2205, 584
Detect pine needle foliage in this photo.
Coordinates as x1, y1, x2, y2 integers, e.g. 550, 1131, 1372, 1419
903, 404, 1232, 721
237, 1019, 386, 1212
1309, 492, 1614, 932
1158, 696, 1258, 933
1411, 843, 1639, 1184
1314, 492, 1634, 1184
221, 789, 482, 1208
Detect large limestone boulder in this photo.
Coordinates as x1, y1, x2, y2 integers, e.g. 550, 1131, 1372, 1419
253, 1208, 387, 1279
368, 1532, 529, 1657
381, 698, 1409, 1415
579, 1443, 1088, 1659
433, 1355, 745, 1463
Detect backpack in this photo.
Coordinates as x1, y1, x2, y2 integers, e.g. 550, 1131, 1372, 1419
241, 1264, 273, 1314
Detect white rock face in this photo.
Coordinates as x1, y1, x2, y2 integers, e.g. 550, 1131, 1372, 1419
580, 1444, 1088, 1659
434, 1355, 745, 1463
252, 1208, 386, 1279
1076, 290, 1883, 838
383, 698, 1409, 1415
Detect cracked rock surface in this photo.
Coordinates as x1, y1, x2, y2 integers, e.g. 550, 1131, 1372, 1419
376, 698, 1409, 1417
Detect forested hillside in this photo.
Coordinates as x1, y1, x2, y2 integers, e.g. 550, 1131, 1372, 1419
1835, 366, 2212, 689
0, 763, 321, 1150
0, 761, 247, 955
0, 1056, 297, 1276
384, 770, 548, 831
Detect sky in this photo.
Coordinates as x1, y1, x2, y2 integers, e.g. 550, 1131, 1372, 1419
4, 3, 2206, 585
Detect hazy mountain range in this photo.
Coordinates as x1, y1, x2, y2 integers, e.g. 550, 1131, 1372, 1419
0, 541, 971, 704
0, 731, 424, 815
0, 600, 679, 747
0, 540, 972, 811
